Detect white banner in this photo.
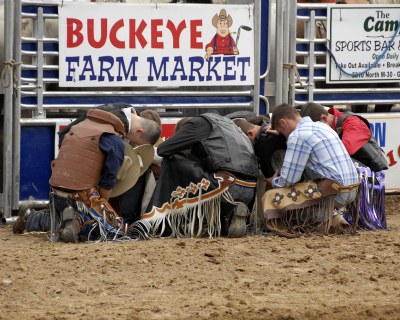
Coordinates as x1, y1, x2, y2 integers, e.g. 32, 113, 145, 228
364, 113, 400, 193
326, 5, 400, 83
58, 3, 254, 87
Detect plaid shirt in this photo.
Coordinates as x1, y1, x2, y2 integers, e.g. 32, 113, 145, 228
272, 117, 359, 188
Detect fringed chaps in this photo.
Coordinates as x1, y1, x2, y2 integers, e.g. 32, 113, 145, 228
128, 174, 232, 239
262, 179, 360, 238
127, 155, 237, 240
74, 188, 125, 241
51, 187, 126, 242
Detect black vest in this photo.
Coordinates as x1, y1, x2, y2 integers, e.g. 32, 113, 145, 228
200, 113, 259, 179
336, 112, 388, 172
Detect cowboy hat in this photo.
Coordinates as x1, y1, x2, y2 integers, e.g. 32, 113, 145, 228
153, 137, 164, 148
110, 142, 154, 198
212, 9, 233, 28
135, 143, 155, 176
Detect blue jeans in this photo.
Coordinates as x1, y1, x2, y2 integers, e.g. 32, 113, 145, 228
25, 209, 51, 232
220, 183, 256, 236
111, 174, 146, 224
334, 189, 358, 212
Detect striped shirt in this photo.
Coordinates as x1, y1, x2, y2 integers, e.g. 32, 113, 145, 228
272, 117, 359, 188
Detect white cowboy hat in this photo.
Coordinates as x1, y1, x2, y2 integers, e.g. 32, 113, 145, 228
110, 142, 154, 198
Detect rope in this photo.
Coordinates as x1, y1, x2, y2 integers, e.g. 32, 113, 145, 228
1, 59, 21, 89
283, 63, 305, 88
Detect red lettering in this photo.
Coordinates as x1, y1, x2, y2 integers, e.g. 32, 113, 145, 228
66, 18, 203, 50
151, 19, 164, 49
87, 18, 108, 49
166, 20, 186, 49
66, 18, 84, 48
387, 149, 397, 167
129, 19, 147, 49
190, 20, 202, 49
110, 19, 125, 49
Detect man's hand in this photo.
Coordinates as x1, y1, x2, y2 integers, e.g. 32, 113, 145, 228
265, 128, 280, 135
151, 163, 161, 180
98, 187, 112, 201
265, 169, 279, 190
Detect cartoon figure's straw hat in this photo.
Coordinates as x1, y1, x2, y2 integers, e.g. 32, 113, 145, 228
212, 9, 233, 28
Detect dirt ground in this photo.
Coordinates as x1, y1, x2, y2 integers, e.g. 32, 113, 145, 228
0, 196, 399, 320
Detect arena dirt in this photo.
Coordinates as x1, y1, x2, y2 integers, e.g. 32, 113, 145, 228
0, 195, 399, 320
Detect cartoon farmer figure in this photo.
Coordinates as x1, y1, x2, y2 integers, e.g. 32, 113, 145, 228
204, 9, 238, 61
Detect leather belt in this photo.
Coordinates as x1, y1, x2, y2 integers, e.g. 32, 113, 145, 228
333, 182, 360, 192
234, 178, 257, 188
51, 188, 77, 199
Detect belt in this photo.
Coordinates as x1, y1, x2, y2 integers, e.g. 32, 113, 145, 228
333, 182, 360, 192
317, 179, 360, 197
213, 171, 258, 189
234, 178, 257, 188
51, 187, 96, 209
51, 188, 76, 199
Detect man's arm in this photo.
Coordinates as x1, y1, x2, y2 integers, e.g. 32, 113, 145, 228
256, 134, 287, 178
98, 187, 112, 201
98, 133, 125, 199
157, 117, 212, 158
272, 136, 311, 188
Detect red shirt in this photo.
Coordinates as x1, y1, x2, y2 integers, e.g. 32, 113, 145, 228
205, 34, 236, 55
329, 108, 371, 155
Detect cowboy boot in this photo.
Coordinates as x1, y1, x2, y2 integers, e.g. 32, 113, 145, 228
228, 202, 249, 238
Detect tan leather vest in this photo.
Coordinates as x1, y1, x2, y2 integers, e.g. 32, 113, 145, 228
49, 109, 126, 191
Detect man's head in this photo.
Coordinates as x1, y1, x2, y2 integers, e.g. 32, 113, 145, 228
140, 109, 162, 127
233, 119, 260, 145
300, 102, 333, 126
174, 117, 191, 134
247, 114, 270, 126
127, 113, 161, 146
109, 109, 130, 135
271, 104, 302, 138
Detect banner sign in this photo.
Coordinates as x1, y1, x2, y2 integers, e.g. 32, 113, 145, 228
58, 3, 254, 87
364, 113, 400, 193
326, 5, 400, 83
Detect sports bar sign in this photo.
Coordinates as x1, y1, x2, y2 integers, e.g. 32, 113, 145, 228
58, 3, 254, 87
326, 5, 400, 83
